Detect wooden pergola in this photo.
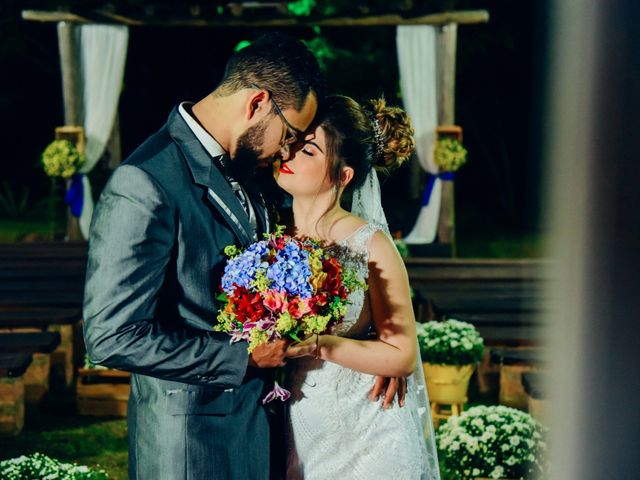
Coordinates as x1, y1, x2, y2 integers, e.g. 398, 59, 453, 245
23, 4, 489, 251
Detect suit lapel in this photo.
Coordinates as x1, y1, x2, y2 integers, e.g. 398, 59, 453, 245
244, 184, 270, 236
166, 107, 254, 246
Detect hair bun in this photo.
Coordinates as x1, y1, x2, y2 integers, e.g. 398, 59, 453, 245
369, 98, 415, 171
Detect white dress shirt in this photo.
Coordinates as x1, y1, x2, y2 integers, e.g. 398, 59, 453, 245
178, 102, 257, 236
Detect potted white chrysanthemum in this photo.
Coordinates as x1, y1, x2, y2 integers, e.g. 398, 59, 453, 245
417, 319, 485, 404
436, 405, 548, 480
0, 452, 109, 479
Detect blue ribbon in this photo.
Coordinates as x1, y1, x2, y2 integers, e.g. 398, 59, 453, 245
64, 173, 84, 218
421, 172, 455, 207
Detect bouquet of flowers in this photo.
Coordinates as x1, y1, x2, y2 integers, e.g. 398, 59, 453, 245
417, 319, 485, 366
434, 137, 468, 172
214, 226, 366, 400
436, 405, 548, 480
0, 452, 109, 480
41, 139, 85, 179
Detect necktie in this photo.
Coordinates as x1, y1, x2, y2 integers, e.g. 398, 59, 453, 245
217, 155, 257, 237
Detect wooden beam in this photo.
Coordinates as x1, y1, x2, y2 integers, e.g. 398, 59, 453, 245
435, 23, 458, 254
22, 9, 489, 27
57, 22, 83, 241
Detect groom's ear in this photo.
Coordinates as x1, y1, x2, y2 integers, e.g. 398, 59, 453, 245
340, 167, 354, 188
246, 90, 269, 121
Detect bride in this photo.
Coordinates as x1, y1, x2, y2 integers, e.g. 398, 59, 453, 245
280, 95, 441, 479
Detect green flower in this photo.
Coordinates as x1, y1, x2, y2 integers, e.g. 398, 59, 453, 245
302, 314, 331, 335
224, 245, 240, 258
276, 312, 297, 334
41, 139, 85, 178
214, 310, 237, 333
248, 328, 268, 352
434, 137, 468, 172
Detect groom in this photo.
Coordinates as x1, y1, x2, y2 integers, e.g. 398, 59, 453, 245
83, 33, 322, 479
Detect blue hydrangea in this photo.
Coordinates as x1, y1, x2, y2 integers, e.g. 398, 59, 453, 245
221, 241, 269, 294
266, 241, 313, 298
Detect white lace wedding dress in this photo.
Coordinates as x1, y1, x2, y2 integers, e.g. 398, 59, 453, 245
286, 223, 441, 480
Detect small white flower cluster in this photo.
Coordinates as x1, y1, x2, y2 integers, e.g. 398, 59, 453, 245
436, 405, 548, 479
0, 453, 109, 480
417, 319, 485, 365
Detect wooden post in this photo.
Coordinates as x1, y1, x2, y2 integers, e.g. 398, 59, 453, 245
106, 113, 122, 170
435, 23, 458, 254
57, 22, 83, 241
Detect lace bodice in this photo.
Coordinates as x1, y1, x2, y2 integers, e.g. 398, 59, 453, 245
326, 222, 379, 338
286, 223, 440, 480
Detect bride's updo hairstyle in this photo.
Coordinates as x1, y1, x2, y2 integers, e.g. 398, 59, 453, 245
320, 95, 415, 194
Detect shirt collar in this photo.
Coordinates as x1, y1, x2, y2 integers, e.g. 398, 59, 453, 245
178, 101, 226, 159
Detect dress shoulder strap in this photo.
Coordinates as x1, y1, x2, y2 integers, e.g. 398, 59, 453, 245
339, 222, 387, 252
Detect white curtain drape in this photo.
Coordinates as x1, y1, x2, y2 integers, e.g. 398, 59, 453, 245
396, 26, 441, 244
59, 24, 129, 238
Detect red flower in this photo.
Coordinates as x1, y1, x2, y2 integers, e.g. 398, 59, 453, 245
233, 287, 265, 323
322, 258, 343, 296
337, 285, 349, 300
309, 292, 329, 313
287, 297, 311, 319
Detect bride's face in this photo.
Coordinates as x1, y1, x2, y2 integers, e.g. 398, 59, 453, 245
275, 126, 335, 198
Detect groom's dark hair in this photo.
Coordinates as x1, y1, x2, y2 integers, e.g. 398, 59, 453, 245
216, 32, 325, 111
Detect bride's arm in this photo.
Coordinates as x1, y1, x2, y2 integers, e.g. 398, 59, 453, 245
287, 231, 418, 378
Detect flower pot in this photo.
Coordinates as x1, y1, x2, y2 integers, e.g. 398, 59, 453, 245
423, 363, 475, 404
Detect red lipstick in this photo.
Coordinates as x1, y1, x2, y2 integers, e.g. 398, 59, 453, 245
279, 163, 294, 174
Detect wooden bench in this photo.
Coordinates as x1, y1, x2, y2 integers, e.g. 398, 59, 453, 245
0, 353, 33, 436
522, 371, 548, 422
0, 242, 86, 420
406, 258, 550, 345
406, 258, 549, 401
0, 332, 61, 354
489, 347, 546, 410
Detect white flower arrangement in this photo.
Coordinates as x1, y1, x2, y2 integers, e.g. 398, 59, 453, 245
0, 453, 109, 479
436, 405, 548, 479
417, 319, 485, 365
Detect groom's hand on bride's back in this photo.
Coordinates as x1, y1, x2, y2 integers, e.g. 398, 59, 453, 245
369, 376, 407, 409
248, 339, 289, 368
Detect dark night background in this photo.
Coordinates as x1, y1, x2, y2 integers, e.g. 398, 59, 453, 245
0, 0, 547, 254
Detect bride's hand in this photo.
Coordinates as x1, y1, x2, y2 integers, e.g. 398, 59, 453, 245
369, 376, 407, 409
286, 334, 321, 358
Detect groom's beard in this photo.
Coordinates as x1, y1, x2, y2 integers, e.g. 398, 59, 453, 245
231, 121, 268, 183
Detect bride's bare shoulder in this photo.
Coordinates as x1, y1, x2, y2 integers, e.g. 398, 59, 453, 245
330, 215, 368, 241
342, 215, 368, 231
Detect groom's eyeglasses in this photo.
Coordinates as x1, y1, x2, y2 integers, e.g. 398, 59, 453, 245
250, 83, 304, 155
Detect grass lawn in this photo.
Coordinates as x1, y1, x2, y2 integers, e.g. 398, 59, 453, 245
0, 370, 500, 480
0, 393, 128, 479
0, 219, 60, 243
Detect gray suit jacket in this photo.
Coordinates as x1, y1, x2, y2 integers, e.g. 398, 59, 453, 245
83, 107, 273, 479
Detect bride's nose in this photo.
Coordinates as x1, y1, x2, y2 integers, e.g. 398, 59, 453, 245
279, 143, 292, 162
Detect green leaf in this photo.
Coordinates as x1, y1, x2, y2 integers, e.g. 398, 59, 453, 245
216, 292, 228, 302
